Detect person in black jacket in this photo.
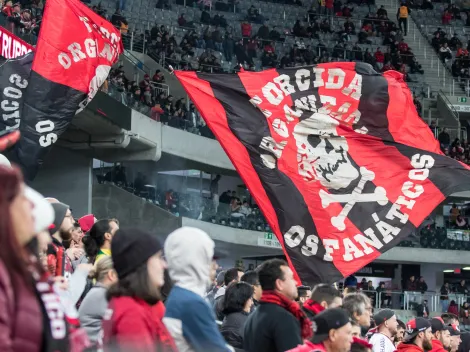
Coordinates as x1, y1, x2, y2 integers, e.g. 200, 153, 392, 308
244, 259, 311, 352
418, 276, 428, 294
220, 282, 254, 352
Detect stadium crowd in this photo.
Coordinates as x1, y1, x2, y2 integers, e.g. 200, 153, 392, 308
3, 147, 470, 352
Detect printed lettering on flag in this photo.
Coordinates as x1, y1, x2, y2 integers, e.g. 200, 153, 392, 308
175, 63, 470, 284
0, 26, 34, 59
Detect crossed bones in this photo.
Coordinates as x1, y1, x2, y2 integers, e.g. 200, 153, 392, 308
319, 167, 388, 231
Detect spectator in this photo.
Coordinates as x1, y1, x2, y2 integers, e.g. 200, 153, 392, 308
405, 275, 418, 291
449, 300, 459, 316
376, 282, 391, 308
241, 20, 252, 37
102, 228, 176, 351
211, 174, 221, 213
418, 276, 428, 293
47, 202, 75, 278
302, 283, 342, 321
206, 270, 225, 306
201, 9, 211, 24
460, 302, 470, 329
111, 9, 127, 29
214, 267, 244, 321
164, 227, 232, 351
448, 325, 461, 352
430, 317, 451, 352
416, 300, 430, 318
369, 309, 398, 352
441, 282, 451, 312
377, 5, 387, 17
396, 2, 410, 36
395, 320, 406, 347
343, 293, 372, 335
241, 270, 262, 310
375, 48, 384, 70
286, 308, 353, 352
397, 318, 432, 352
440, 43, 452, 62
244, 259, 312, 352
456, 280, 468, 295
220, 282, 254, 351
439, 127, 451, 150
296, 286, 311, 305
442, 10, 452, 25
82, 218, 119, 265
79, 256, 118, 343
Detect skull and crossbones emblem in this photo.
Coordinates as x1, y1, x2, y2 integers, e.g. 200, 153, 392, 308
292, 112, 388, 231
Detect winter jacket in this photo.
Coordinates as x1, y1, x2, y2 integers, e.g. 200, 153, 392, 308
163, 227, 233, 352
220, 312, 249, 351
0, 259, 43, 352
448, 303, 459, 315
440, 286, 449, 300
405, 279, 418, 291
418, 281, 428, 293
214, 286, 226, 321
460, 306, 470, 326
102, 297, 176, 352
244, 302, 302, 352
430, 339, 448, 352
78, 284, 108, 343
397, 342, 424, 352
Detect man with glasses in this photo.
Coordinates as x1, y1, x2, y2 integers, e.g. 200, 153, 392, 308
343, 292, 372, 337
47, 202, 76, 279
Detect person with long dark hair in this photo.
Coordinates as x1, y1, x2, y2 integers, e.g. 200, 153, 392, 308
82, 218, 119, 264
102, 228, 176, 352
220, 282, 254, 351
0, 165, 90, 351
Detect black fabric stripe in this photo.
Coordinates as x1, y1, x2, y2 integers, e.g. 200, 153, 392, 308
386, 141, 470, 195
197, 71, 341, 285
354, 62, 395, 143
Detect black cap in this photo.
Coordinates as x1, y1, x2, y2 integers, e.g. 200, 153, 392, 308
448, 324, 462, 336
311, 308, 350, 344
404, 318, 431, 342
373, 309, 395, 326
431, 317, 446, 333
49, 202, 70, 235
111, 228, 162, 279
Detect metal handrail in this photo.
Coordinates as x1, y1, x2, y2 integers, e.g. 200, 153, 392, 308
438, 90, 461, 132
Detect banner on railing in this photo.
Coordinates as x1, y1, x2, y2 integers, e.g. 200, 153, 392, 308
447, 229, 470, 241
0, 26, 34, 59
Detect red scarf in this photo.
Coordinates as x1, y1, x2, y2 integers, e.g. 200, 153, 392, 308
303, 299, 325, 316
260, 291, 313, 339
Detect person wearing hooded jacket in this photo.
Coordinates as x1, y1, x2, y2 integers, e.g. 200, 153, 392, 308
163, 227, 233, 352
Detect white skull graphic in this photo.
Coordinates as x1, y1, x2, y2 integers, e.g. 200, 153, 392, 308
293, 112, 359, 190
75, 64, 111, 115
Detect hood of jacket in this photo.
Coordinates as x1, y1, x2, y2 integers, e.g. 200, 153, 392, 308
214, 286, 226, 300
164, 226, 214, 297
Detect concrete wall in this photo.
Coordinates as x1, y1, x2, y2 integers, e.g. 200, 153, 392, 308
31, 146, 92, 217
161, 125, 234, 170
92, 183, 181, 238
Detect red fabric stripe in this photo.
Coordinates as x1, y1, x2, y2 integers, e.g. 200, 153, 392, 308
384, 71, 442, 154
174, 70, 302, 283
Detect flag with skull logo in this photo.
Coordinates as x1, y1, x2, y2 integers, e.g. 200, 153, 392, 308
175, 62, 470, 285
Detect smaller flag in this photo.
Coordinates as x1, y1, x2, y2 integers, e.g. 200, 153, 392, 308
10, 0, 123, 180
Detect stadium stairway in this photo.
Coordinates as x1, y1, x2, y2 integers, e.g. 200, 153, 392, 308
376, 0, 465, 98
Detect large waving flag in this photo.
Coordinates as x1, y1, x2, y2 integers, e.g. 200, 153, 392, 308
175, 62, 470, 285
8, 0, 123, 180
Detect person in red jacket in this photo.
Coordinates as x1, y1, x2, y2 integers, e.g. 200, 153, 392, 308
430, 317, 451, 352
102, 228, 177, 352
374, 48, 385, 70
287, 308, 353, 352
241, 20, 252, 37
397, 318, 432, 352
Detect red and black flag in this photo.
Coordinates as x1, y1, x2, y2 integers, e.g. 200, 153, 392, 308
175, 62, 470, 285
8, 0, 123, 180
0, 52, 33, 133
